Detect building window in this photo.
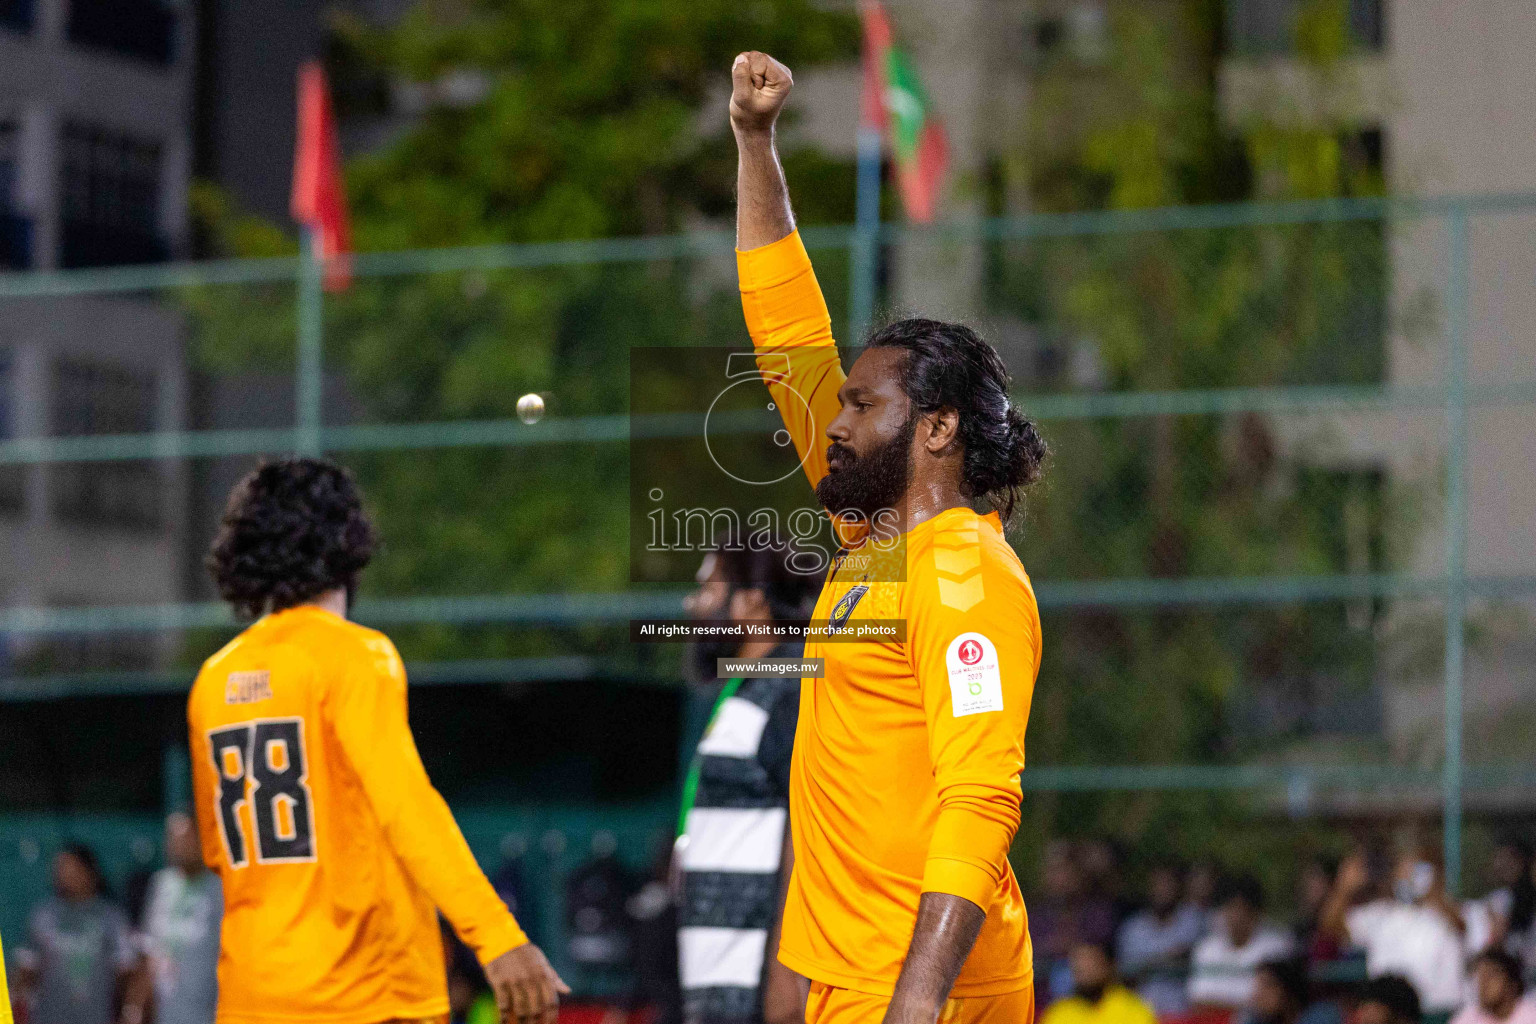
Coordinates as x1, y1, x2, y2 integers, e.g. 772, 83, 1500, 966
50, 359, 162, 529
0, 349, 21, 513
0, 121, 27, 270
1348, 0, 1384, 50
0, 0, 33, 34
60, 123, 168, 268
0, 120, 16, 203
67, 0, 175, 65
1033, 2, 1110, 65
1226, 0, 1383, 55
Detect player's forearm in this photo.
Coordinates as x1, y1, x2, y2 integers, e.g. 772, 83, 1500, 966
735, 128, 795, 251
385, 795, 529, 961
881, 892, 986, 1024
923, 784, 1020, 908
735, 200, 841, 489
737, 222, 835, 355
333, 678, 529, 963
364, 755, 528, 960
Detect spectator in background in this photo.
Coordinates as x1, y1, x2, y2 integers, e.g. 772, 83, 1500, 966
1033, 841, 1118, 1006
1452, 950, 1536, 1024
14, 844, 145, 1024
1118, 860, 1204, 1016
1039, 942, 1157, 1024
139, 813, 221, 1024
1189, 874, 1294, 1010
1187, 861, 1221, 936
1293, 857, 1344, 964
1084, 839, 1137, 932
1356, 975, 1424, 1024
1320, 848, 1465, 1017
1239, 958, 1342, 1024
1465, 839, 1535, 962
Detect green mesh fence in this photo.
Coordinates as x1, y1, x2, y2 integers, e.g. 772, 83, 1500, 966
3, 195, 1535, 972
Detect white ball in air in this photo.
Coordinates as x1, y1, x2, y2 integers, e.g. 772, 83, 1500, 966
517, 393, 545, 425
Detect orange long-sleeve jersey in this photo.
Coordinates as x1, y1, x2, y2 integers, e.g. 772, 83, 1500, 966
739, 231, 1041, 997
188, 605, 527, 1024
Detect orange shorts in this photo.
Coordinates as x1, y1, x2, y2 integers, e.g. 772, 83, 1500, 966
805, 981, 1034, 1024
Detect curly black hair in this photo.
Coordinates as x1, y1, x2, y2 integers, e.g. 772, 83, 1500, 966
206, 457, 378, 620
868, 318, 1048, 522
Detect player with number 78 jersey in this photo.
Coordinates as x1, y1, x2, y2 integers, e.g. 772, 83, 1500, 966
189, 458, 566, 1024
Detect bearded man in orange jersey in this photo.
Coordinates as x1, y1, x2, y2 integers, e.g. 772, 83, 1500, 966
728, 52, 1050, 1024
189, 458, 567, 1024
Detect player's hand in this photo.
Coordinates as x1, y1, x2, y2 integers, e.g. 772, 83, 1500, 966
485, 942, 570, 1024
730, 51, 793, 134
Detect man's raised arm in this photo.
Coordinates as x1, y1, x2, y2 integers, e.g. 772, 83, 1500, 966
732, 51, 796, 250
732, 51, 844, 492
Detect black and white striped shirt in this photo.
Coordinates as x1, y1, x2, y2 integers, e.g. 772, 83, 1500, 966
678, 655, 799, 1024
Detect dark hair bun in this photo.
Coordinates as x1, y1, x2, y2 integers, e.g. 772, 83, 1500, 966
1004, 408, 1048, 490
962, 405, 1048, 508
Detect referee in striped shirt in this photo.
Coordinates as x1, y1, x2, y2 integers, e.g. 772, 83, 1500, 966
677, 540, 819, 1024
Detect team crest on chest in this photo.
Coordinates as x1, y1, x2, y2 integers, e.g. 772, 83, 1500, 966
828, 585, 870, 633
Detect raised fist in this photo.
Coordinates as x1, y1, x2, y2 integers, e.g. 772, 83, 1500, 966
730, 51, 793, 133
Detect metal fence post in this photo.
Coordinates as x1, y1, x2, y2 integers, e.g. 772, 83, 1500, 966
1443, 204, 1470, 895
849, 126, 882, 344
297, 228, 324, 455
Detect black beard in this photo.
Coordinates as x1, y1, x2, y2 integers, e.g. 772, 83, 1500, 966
814, 422, 912, 521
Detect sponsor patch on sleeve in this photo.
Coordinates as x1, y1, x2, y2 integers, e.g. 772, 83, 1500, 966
946, 632, 1004, 717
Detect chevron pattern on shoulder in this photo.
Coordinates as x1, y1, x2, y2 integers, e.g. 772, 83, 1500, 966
931, 524, 985, 612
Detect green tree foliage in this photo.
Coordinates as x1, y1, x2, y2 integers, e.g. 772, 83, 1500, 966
188, 0, 858, 660
994, 0, 1410, 872
334, 0, 856, 247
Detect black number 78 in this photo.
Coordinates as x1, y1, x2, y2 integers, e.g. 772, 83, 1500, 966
207, 718, 316, 866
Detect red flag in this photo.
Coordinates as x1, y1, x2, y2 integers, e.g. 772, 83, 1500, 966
861, 1, 893, 131
860, 1, 949, 223
291, 61, 351, 291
